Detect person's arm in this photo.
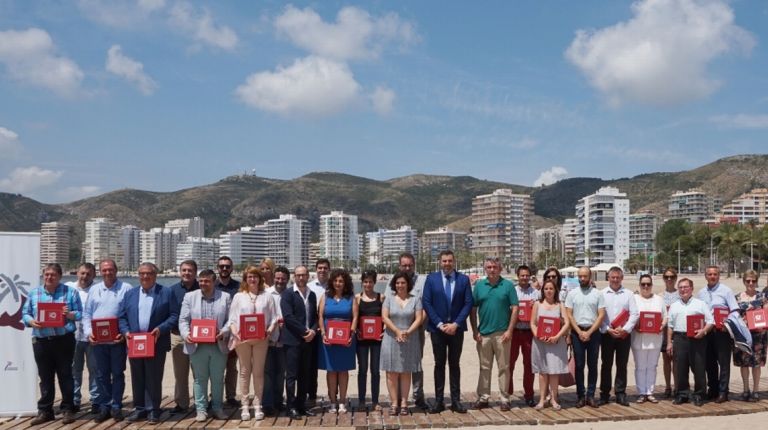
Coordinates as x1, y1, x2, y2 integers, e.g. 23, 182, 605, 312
82, 289, 94, 340
227, 293, 241, 336
266, 294, 278, 334
318, 294, 327, 342
623, 293, 640, 333
421, 276, 442, 328
406, 300, 424, 337
530, 302, 539, 339
118, 291, 130, 336
469, 307, 481, 342
158, 287, 179, 336
453, 276, 474, 330
218, 294, 232, 337
179, 293, 193, 343
556, 303, 571, 340
68, 286, 82, 321
281, 291, 306, 339
348, 295, 359, 346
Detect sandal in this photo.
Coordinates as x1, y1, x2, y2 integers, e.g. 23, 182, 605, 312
636, 395, 646, 404
399, 406, 409, 416
338, 403, 348, 414
389, 405, 398, 415
372, 404, 383, 412
551, 402, 562, 411
646, 395, 658, 403
534, 403, 545, 410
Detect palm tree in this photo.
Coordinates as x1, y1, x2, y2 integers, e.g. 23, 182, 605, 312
713, 223, 750, 277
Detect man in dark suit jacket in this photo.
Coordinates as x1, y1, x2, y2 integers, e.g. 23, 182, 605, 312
280, 265, 318, 420
422, 250, 474, 413
118, 263, 179, 424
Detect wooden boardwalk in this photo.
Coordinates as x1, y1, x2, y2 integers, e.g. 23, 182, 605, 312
3, 380, 768, 430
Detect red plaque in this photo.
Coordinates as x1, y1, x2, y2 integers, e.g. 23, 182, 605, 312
713, 306, 729, 329
536, 316, 561, 339
326, 320, 351, 345
687, 314, 705, 337
240, 314, 266, 340
128, 333, 155, 358
638, 311, 662, 333
37, 302, 65, 328
747, 308, 768, 330
518, 300, 533, 322
360, 316, 382, 340
92, 317, 119, 343
190, 319, 218, 343
610, 308, 630, 329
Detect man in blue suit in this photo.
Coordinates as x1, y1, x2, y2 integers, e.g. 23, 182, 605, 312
118, 262, 179, 424
422, 250, 473, 413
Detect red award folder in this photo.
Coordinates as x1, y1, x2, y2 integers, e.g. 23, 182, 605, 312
687, 314, 705, 337
240, 314, 266, 340
128, 333, 155, 358
190, 319, 218, 343
518, 300, 533, 322
37, 302, 65, 328
747, 308, 768, 330
92, 317, 119, 343
360, 316, 382, 340
536, 316, 561, 339
638, 311, 662, 333
326, 320, 351, 345
713, 306, 729, 329
610, 308, 630, 329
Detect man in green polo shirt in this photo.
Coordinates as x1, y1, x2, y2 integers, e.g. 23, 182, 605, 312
469, 257, 519, 411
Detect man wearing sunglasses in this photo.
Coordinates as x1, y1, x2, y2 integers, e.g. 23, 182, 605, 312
215, 256, 241, 407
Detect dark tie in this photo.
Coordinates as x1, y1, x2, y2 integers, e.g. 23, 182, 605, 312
444, 274, 452, 303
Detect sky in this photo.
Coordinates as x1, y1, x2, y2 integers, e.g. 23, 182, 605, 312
1, 0, 767, 204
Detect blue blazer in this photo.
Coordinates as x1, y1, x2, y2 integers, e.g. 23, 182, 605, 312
280, 287, 318, 346
118, 283, 179, 353
422, 271, 474, 333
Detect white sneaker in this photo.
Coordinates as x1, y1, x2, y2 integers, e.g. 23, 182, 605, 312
195, 412, 207, 422
241, 406, 251, 421
253, 406, 264, 421
338, 403, 347, 414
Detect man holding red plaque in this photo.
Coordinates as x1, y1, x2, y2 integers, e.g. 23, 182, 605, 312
469, 257, 518, 411
598, 267, 638, 407
82, 259, 134, 423
509, 264, 539, 407
698, 266, 738, 403
667, 278, 713, 406
22, 263, 82, 425
119, 262, 179, 424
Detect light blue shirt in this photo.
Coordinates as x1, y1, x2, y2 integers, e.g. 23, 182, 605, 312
442, 270, 456, 301
82, 279, 134, 338
66, 281, 93, 342
698, 282, 739, 317
565, 286, 606, 327
138, 285, 155, 332
668, 297, 714, 332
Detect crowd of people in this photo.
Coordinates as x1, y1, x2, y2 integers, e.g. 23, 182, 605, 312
20, 251, 766, 425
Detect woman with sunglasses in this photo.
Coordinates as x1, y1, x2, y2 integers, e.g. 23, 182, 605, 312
660, 267, 679, 398
631, 274, 666, 403
735, 270, 765, 401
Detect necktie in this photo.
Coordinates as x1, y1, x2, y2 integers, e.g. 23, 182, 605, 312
444, 274, 452, 302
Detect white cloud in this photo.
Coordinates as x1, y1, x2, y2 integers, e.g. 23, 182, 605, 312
710, 114, 768, 129
0, 28, 84, 97
106, 45, 157, 95
0, 126, 21, 156
58, 185, 102, 202
533, 166, 568, 187
169, 2, 238, 51
565, 0, 755, 107
274, 5, 418, 61
0, 166, 62, 194
370, 86, 395, 115
235, 56, 361, 117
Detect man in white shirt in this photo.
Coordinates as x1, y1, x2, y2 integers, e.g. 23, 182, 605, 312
67, 263, 100, 414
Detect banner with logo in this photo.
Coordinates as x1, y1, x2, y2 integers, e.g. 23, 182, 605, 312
0, 232, 40, 416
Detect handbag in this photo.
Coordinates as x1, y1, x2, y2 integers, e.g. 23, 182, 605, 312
559, 345, 576, 387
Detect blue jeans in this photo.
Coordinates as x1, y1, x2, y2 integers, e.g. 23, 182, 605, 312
263, 345, 286, 409
72, 341, 101, 407
190, 344, 227, 412
571, 330, 601, 399
92, 343, 127, 410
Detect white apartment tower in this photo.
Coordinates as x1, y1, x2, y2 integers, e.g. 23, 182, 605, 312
629, 212, 659, 257
119, 225, 142, 271
421, 227, 468, 263
668, 189, 715, 223
83, 218, 122, 266
176, 237, 219, 269
561, 218, 579, 258
534, 226, 563, 260
471, 189, 534, 264
365, 226, 419, 265
575, 187, 630, 267
165, 216, 204, 239
720, 188, 768, 225
140, 228, 181, 272
219, 225, 268, 265
319, 211, 360, 268
40, 221, 70, 267
266, 215, 310, 268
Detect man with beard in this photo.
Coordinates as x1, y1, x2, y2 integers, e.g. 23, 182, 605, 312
215, 256, 241, 407
306, 258, 330, 407
262, 265, 290, 416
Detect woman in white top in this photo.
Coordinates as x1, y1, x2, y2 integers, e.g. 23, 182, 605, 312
228, 265, 278, 421
631, 274, 667, 403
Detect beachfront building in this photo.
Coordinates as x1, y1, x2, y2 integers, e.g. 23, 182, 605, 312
119, 225, 142, 272
629, 212, 659, 259
308, 242, 321, 264
575, 187, 630, 267
719, 188, 768, 225
40, 221, 70, 268
365, 225, 419, 266
535, 226, 563, 264
561, 218, 579, 257
165, 216, 204, 239
668, 189, 718, 223
176, 237, 219, 269
471, 189, 534, 265
218, 225, 268, 265
266, 214, 310, 268
420, 227, 468, 266
319, 211, 360, 268
83, 217, 122, 266
140, 227, 181, 272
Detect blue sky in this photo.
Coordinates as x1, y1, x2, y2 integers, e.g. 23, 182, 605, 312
1, 0, 767, 203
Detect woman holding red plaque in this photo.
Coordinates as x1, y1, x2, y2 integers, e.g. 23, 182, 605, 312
530, 280, 570, 410
318, 269, 359, 413
228, 266, 278, 420
356, 270, 384, 411
631, 274, 666, 403
736, 270, 765, 401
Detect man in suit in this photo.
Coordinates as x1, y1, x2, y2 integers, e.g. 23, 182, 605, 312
119, 262, 179, 424
422, 250, 474, 414
280, 265, 319, 420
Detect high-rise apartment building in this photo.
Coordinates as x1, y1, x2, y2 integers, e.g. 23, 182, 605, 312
176, 237, 219, 269
365, 226, 419, 266
575, 187, 630, 267
219, 226, 268, 265
266, 215, 310, 268
534, 226, 563, 261
119, 225, 142, 271
140, 227, 181, 272
164, 216, 204, 239
319, 211, 360, 267
561, 218, 579, 258
629, 212, 659, 257
471, 189, 534, 264
420, 227, 468, 265
83, 218, 122, 266
720, 188, 768, 225
668, 189, 716, 223
40, 221, 70, 267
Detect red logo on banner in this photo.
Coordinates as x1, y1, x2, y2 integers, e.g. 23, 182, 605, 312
0, 273, 30, 331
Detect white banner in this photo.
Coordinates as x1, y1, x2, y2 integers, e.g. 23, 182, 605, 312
0, 232, 40, 416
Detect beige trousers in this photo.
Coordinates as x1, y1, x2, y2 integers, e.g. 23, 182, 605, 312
235, 340, 269, 407
171, 333, 192, 409
476, 330, 511, 402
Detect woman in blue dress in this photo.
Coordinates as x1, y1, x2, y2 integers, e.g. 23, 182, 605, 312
318, 269, 359, 413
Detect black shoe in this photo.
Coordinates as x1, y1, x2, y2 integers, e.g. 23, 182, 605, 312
62, 411, 76, 424
30, 411, 55, 426
707, 390, 718, 400
111, 408, 124, 422
430, 402, 445, 414
288, 408, 302, 420
302, 409, 316, 417
616, 394, 630, 407
126, 410, 148, 422
263, 406, 276, 417
715, 393, 728, 403
72, 405, 81, 413
90, 405, 100, 415
449, 402, 467, 413
576, 398, 586, 408
171, 405, 187, 414
94, 409, 111, 423
693, 396, 704, 407
525, 398, 536, 407
598, 395, 610, 405
226, 398, 241, 407
587, 397, 599, 408
147, 413, 160, 425
415, 399, 429, 410
672, 397, 688, 405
